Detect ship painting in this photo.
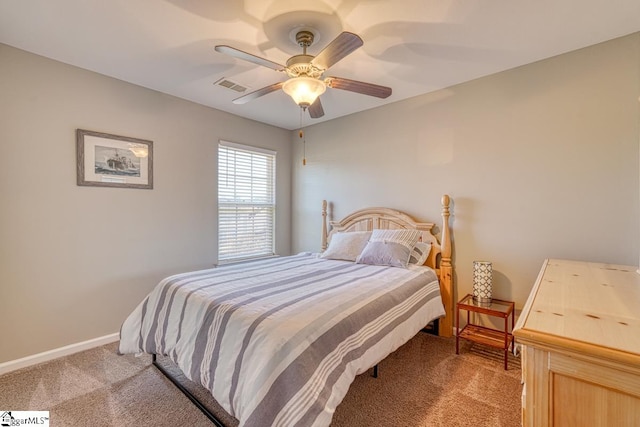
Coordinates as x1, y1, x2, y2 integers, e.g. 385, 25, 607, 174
94, 145, 141, 177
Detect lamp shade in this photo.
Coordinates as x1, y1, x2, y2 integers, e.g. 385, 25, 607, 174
473, 261, 493, 305
282, 76, 326, 108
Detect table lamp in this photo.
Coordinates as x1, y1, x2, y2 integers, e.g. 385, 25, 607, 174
473, 261, 493, 306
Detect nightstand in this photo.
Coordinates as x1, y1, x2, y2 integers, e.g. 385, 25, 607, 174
456, 293, 515, 369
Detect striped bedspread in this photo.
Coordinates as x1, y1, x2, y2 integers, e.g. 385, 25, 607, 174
119, 252, 444, 427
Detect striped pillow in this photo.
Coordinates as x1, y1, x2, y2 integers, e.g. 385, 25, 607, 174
408, 241, 432, 265
356, 229, 422, 268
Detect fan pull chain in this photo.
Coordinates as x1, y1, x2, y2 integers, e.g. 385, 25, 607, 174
299, 107, 306, 166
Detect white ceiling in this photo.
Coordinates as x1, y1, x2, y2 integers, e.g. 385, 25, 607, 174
1, 1, 639, 130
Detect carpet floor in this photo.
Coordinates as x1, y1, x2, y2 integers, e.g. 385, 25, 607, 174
0, 333, 522, 426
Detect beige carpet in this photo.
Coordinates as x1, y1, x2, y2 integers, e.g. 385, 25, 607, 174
0, 333, 521, 426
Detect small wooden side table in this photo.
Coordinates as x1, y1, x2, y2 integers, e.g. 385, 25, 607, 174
456, 293, 515, 370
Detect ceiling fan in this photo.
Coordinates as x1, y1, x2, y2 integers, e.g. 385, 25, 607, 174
214, 30, 392, 118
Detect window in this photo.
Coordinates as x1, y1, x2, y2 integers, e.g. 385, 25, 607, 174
218, 140, 276, 263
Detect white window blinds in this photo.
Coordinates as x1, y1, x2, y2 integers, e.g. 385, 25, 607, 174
218, 141, 276, 263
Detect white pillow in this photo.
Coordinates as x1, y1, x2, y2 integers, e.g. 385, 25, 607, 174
408, 241, 432, 265
320, 231, 372, 261
356, 229, 422, 268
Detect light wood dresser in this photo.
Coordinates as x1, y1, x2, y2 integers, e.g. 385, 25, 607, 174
513, 259, 640, 426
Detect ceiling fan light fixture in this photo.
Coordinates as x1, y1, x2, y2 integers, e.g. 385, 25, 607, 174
282, 76, 326, 108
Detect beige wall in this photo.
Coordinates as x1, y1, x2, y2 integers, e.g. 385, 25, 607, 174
292, 33, 640, 313
2, 32, 639, 363
0, 44, 292, 363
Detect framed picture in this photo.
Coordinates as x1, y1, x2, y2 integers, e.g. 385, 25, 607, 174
76, 129, 153, 189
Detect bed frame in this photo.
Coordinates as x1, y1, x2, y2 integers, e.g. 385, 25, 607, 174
320, 195, 454, 337
153, 195, 454, 426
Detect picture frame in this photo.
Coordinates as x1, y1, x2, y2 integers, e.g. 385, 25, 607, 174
76, 129, 153, 189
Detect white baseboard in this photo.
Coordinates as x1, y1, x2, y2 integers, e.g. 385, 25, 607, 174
0, 332, 119, 376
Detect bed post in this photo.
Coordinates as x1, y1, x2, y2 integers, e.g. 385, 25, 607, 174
439, 195, 454, 337
321, 200, 328, 252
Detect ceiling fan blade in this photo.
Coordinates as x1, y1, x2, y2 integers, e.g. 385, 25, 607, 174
233, 82, 284, 104
311, 32, 363, 70
326, 76, 392, 99
308, 97, 324, 118
215, 45, 285, 72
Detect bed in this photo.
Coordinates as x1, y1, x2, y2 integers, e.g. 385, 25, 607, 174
118, 195, 454, 427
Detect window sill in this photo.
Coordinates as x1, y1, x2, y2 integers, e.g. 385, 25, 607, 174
215, 254, 279, 267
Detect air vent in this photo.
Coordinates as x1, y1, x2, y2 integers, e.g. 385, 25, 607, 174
214, 78, 248, 93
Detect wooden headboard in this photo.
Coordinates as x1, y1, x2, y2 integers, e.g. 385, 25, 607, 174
320, 195, 454, 337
